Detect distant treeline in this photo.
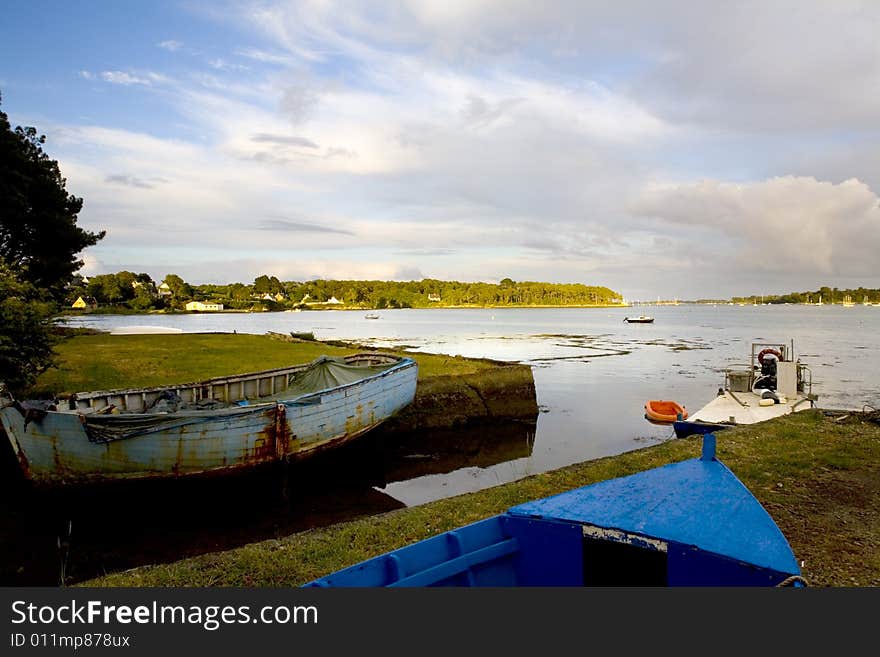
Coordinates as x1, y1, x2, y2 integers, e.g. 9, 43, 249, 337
66, 272, 624, 311
730, 286, 880, 305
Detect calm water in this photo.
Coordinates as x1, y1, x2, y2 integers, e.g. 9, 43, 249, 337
63, 305, 880, 506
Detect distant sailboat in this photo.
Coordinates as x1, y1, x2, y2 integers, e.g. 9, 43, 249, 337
843, 295, 854, 307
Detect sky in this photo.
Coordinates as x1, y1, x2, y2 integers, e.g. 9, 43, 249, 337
1, 1, 879, 300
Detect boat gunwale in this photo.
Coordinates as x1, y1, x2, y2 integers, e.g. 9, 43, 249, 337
65, 352, 413, 401
0, 353, 418, 422
78, 357, 417, 420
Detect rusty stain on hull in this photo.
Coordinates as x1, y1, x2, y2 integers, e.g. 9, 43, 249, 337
16, 445, 30, 479
253, 405, 294, 463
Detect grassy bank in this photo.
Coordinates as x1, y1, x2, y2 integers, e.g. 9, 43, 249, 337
31, 332, 495, 396
81, 409, 880, 587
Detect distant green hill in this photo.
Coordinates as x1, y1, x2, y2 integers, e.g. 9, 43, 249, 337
66, 274, 626, 312
729, 286, 880, 305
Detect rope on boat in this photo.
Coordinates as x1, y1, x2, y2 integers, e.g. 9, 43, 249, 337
775, 575, 809, 587
725, 389, 748, 408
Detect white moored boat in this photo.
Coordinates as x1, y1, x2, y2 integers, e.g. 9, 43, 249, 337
673, 340, 817, 438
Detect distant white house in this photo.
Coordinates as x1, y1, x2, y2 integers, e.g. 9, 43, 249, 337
185, 301, 223, 312
253, 292, 287, 302
427, 293, 441, 302
298, 294, 342, 305
71, 296, 96, 309
158, 282, 172, 296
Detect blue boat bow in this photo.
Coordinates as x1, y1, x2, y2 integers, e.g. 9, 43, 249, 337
305, 435, 802, 587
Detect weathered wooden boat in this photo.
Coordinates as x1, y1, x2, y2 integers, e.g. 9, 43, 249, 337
644, 399, 688, 423
623, 316, 654, 323
673, 340, 817, 439
0, 353, 418, 486
304, 435, 804, 587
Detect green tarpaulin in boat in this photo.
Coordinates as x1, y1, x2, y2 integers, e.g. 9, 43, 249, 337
283, 356, 396, 398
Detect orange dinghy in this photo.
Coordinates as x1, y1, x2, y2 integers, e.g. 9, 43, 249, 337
645, 400, 688, 423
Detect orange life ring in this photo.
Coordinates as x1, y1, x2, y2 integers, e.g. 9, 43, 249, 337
758, 348, 783, 366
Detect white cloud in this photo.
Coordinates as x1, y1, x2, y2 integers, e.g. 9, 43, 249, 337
208, 58, 248, 72
633, 176, 880, 276
79, 252, 104, 276
234, 47, 298, 65
158, 40, 183, 51
100, 71, 153, 86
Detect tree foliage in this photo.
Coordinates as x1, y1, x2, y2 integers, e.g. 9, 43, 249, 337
187, 277, 623, 310
0, 95, 105, 301
730, 286, 880, 305
79, 271, 158, 307
0, 262, 57, 394
253, 274, 282, 294
0, 93, 105, 392
162, 274, 193, 300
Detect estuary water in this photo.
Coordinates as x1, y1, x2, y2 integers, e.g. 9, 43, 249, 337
63, 304, 880, 506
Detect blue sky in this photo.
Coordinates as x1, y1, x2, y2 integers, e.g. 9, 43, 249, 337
2, 1, 879, 299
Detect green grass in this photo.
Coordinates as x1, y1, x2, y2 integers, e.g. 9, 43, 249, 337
31, 333, 495, 396
78, 410, 880, 587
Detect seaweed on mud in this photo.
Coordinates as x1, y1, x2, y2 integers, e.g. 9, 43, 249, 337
625, 338, 712, 352
531, 333, 611, 339
528, 349, 631, 364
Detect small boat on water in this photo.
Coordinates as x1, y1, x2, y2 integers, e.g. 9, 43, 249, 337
365, 312, 380, 319
673, 340, 817, 439
0, 353, 418, 486
624, 316, 654, 323
644, 399, 688, 423
304, 434, 803, 587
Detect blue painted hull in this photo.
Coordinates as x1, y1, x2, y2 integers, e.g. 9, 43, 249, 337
305, 436, 802, 587
0, 354, 417, 485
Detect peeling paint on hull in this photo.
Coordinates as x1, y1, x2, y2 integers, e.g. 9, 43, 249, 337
0, 355, 417, 486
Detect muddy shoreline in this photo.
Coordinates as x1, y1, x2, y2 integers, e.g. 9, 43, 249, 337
383, 363, 539, 432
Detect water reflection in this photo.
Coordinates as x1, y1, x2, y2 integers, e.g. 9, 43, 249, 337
381, 420, 536, 484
